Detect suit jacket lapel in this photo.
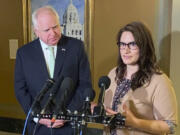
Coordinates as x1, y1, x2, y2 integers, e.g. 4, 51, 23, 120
33, 39, 49, 79
53, 36, 67, 79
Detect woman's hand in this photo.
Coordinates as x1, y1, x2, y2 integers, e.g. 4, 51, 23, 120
122, 104, 137, 126
122, 104, 170, 134
90, 102, 97, 113
91, 102, 118, 116
105, 107, 118, 115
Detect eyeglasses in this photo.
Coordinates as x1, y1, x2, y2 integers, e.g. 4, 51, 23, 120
117, 41, 138, 50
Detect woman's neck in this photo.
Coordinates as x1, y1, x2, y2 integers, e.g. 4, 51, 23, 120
125, 64, 139, 79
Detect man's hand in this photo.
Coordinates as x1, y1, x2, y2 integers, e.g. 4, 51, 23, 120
39, 118, 65, 128
51, 120, 65, 128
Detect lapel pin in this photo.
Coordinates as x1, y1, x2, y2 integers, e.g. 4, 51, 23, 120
61, 48, 66, 51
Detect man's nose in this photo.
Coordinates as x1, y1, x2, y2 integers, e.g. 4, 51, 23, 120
49, 28, 56, 35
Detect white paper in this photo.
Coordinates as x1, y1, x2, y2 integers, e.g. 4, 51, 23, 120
9, 39, 18, 59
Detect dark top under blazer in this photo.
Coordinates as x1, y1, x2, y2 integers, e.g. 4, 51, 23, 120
14, 35, 94, 135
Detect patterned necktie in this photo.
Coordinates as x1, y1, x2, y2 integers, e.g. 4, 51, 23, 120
48, 46, 55, 78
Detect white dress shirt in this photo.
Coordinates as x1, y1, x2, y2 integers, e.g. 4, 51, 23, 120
40, 40, 57, 75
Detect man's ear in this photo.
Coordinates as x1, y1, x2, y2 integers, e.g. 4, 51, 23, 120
34, 28, 39, 37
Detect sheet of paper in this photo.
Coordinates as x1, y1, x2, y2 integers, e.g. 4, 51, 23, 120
9, 39, 18, 59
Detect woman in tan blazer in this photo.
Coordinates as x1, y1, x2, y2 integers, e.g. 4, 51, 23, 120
103, 22, 178, 135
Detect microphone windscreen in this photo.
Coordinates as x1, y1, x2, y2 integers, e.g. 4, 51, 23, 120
83, 88, 95, 101
98, 76, 111, 89
60, 77, 74, 92
53, 77, 74, 114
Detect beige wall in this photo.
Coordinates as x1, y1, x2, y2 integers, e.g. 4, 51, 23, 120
170, 0, 180, 134
0, 0, 25, 118
155, 0, 172, 76
92, 0, 158, 100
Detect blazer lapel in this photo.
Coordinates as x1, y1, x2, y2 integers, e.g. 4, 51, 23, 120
53, 36, 67, 79
33, 39, 49, 79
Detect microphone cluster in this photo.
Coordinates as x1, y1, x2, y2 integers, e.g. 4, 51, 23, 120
30, 75, 126, 133
31, 79, 55, 116
31, 76, 75, 118
51, 77, 74, 122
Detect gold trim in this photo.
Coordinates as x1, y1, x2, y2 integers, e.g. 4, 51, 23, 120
22, 0, 27, 44
85, 0, 95, 85
22, 0, 32, 44
27, 0, 32, 42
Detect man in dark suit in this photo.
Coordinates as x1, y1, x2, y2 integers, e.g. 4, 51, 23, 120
14, 6, 94, 135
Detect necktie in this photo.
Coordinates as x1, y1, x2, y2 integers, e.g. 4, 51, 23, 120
48, 46, 55, 78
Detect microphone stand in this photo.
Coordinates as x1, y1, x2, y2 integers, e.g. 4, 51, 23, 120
72, 121, 81, 135
80, 96, 91, 135
93, 84, 106, 117
72, 96, 91, 135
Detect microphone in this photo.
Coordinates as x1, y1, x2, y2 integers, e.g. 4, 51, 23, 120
81, 88, 95, 116
31, 79, 54, 116
98, 76, 111, 105
40, 76, 64, 114
51, 77, 74, 122
83, 88, 95, 102
93, 76, 111, 116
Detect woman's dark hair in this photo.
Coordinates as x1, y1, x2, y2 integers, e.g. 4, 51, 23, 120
116, 21, 161, 90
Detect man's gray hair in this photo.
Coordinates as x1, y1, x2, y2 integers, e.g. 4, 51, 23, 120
32, 6, 60, 28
